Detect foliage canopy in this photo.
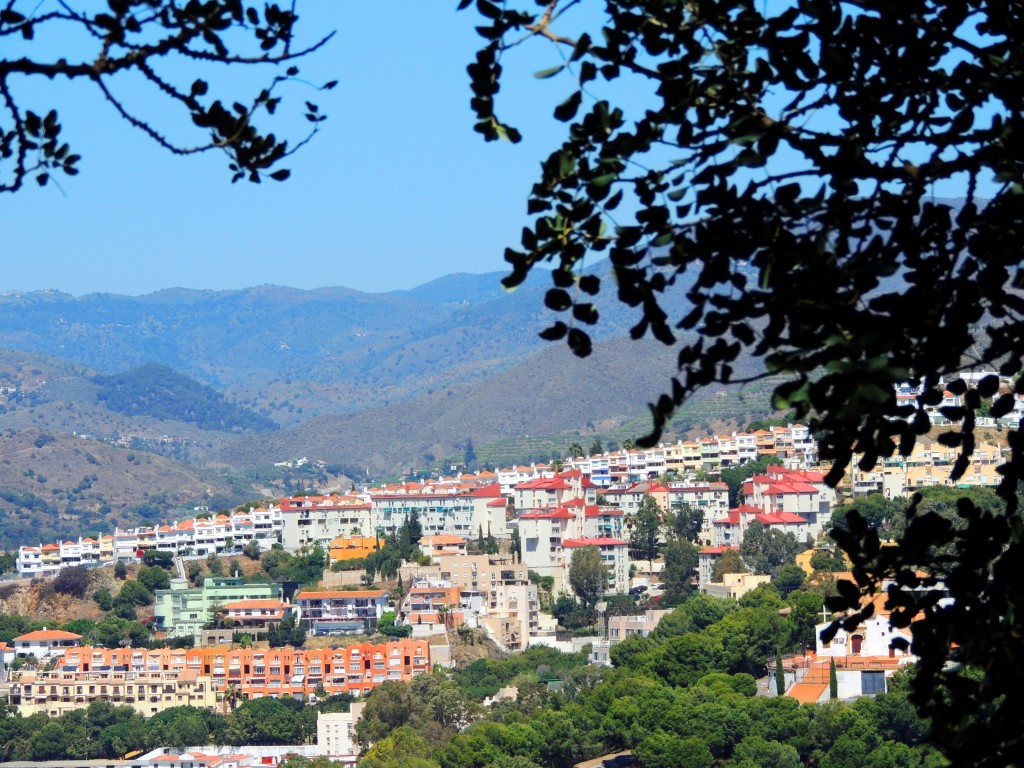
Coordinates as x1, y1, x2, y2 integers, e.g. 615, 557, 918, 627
461, 0, 1024, 762
0, 1, 334, 192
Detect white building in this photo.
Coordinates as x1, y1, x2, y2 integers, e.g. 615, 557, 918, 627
280, 495, 372, 551
12, 628, 82, 660
318, 702, 365, 758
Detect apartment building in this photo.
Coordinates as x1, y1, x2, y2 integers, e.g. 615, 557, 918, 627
513, 472, 598, 512
712, 505, 815, 547
368, 485, 501, 540
47, 640, 430, 703
294, 589, 389, 635
744, 465, 836, 532
563, 537, 629, 594
16, 507, 283, 577
847, 437, 1003, 497
16, 535, 115, 577
399, 585, 464, 626
153, 577, 283, 642
667, 482, 731, 545
697, 545, 738, 588
9, 666, 217, 717
434, 553, 539, 650
280, 495, 372, 551
318, 703, 366, 758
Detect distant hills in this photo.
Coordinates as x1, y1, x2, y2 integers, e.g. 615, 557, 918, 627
94, 362, 276, 433
0, 267, 776, 546
0, 265, 674, 427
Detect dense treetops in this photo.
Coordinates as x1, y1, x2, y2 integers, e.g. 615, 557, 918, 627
1, 578, 945, 767
94, 362, 277, 433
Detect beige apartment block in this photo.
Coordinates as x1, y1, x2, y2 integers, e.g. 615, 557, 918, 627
10, 667, 217, 717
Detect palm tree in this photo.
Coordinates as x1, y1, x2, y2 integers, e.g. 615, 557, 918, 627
223, 683, 242, 714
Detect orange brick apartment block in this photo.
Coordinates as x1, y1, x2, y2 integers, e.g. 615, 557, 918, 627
56, 639, 430, 701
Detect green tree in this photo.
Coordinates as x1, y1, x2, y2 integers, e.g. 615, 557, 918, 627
378, 611, 412, 639
661, 538, 698, 602
567, 441, 584, 458
137, 564, 170, 592
773, 564, 806, 599
668, 502, 704, 544
268, 614, 306, 648
829, 658, 838, 700
711, 549, 747, 582
588, 438, 603, 456
186, 561, 203, 586
53, 565, 90, 598
568, 545, 607, 608
93, 587, 113, 612
243, 540, 262, 560
116, 579, 153, 607
510, 526, 521, 564
775, 651, 786, 696
810, 550, 847, 573
113, 560, 127, 580
459, 2, 1024, 761
740, 522, 801, 577
0, 2, 332, 193
733, 736, 801, 768
626, 494, 661, 562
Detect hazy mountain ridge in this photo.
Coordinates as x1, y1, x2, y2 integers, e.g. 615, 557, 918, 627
0, 263, 678, 426
0, 266, 777, 544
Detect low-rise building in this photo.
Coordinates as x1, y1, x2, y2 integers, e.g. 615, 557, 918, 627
280, 495, 373, 552
9, 666, 217, 717
295, 589, 389, 635
318, 702, 365, 758
11, 628, 82, 660
217, 599, 293, 632
697, 545, 739, 588
46, 640, 430, 703
153, 577, 282, 642
328, 536, 379, 565
420, 534, 468, 559
605, 609, 670, 642
702, 572, 771, 600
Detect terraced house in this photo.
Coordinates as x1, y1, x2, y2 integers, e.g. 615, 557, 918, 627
9, 640, 431, 715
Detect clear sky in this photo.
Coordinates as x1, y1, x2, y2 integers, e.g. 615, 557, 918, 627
1, 4, 581, 297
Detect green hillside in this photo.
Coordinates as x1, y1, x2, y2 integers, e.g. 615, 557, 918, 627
94, 363, 277, 433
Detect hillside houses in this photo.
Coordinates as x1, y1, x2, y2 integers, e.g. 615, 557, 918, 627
514, 471, 630, 595
9, 640, 431, 717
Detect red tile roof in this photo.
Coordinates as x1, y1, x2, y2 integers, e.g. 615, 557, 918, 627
520, 508, 576, 520
562, 537, 628, 547
14, 629, 82, 642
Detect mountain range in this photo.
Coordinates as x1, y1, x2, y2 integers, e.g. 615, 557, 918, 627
0, 265, 775, 546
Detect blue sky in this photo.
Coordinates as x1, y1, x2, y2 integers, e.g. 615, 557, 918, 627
2, 5, 582, 296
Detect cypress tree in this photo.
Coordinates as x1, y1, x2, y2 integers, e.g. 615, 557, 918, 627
829, 657, 838, 699
775, 650, 786, 696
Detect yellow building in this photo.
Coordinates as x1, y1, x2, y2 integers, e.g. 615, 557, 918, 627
10, 667, 217, 717
328, 536, 379, 564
